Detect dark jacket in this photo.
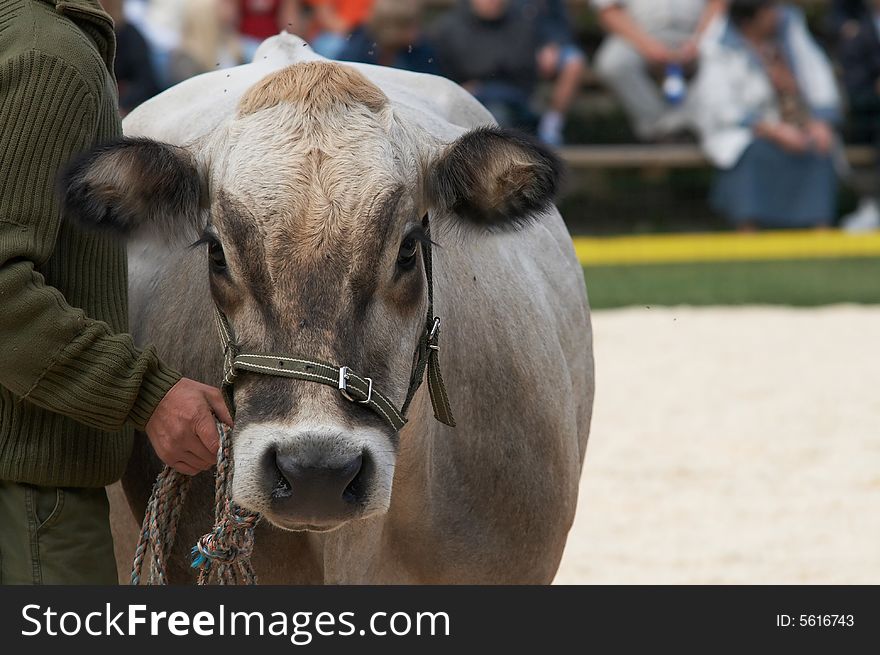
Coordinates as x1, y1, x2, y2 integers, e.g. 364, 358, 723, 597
839, 11, 880, 108
338, 27, 439, 75
430, 1, 537, 94
829, 0, 869, 35
114, 22, 159, 114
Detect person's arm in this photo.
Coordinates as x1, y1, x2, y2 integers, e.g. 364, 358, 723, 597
694, 44, 811, 153
753, 120, 810, 152
595, 3, 674, 64
678, 0, 727, 62
691, 46, 796, 154
786, 7, 842, 126
0, 51, 173, 431
0, 52, 228, 473
693, 0, 727, 40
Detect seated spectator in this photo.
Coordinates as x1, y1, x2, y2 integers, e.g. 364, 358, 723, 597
168, 0, 252, 85
306, 0, 375, 58
836, 0, 880, 231
592, 0, 726, 141
692, 0, 842, 230
239, 0, 304, 48
338, 0, 438, 74
431, 0, 538, 131
828, 0, 869, 37
103, 0, 160, 115
519, 0, 586, 145
124, 0, 187, 89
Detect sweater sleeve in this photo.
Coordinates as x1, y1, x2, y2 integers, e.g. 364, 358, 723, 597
0, 50, 181, 432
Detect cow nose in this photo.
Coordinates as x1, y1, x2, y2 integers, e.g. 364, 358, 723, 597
270, 450, 365, 520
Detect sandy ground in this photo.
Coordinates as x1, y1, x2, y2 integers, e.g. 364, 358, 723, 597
555, 305, 880, 584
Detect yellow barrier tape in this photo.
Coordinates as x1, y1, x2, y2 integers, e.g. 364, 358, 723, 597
574, 230, 880, 266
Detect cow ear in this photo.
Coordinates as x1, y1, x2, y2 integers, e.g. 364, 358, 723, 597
426, 127, 562, 230
60, 137, 204, 244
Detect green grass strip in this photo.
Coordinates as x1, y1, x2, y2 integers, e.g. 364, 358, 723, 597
584, 258, 880, 309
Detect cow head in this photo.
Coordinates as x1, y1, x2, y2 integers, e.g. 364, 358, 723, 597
61, 62, 561, 532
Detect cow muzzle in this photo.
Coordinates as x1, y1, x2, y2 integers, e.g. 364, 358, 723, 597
230, 423, 395, 531
267, 448, 365, 529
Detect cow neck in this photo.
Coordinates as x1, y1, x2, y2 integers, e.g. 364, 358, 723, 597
213, 213, 456, 432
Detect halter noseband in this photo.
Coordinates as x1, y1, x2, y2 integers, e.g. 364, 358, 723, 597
213, 214, 456, 431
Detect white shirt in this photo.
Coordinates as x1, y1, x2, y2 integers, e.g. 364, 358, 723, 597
591, 0, 708, 36
691, 10, 841, 168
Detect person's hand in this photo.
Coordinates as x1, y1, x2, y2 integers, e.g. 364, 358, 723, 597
805, 120, 834, 154
639, 38, 675, 65
840, 19, 861, 42
537, 44, 561, 78
145, 378, 233, 476
760, 122, 810, 153
676, 39, 700, 65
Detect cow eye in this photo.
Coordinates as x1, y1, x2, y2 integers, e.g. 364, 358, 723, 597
207, 239, 227, 273
397, 236, 419, 271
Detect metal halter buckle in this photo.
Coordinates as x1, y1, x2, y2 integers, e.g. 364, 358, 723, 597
428, 317, 441, 351
338, 366, 372, 404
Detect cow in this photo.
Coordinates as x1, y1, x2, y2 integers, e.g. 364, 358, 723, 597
62, 34, 594, 584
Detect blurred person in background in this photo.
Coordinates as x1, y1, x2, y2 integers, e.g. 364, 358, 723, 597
692, 0, 842, 230
834, 0, 880, 231
338, 0, 438, 74
828, 0, 868, 35
305, 0, 375, 58
239, 0, 304, 48
123, 0, 186, 89
103, 0, 159, 115
431, 0, 538, 131
168, 0, 252, 85
519, 0, 586, 145
592, 0, 726, 141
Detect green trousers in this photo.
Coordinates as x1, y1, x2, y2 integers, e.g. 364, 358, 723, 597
0, 481, 117, 584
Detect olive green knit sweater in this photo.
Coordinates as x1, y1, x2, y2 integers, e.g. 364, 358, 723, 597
0, 0, 181, 487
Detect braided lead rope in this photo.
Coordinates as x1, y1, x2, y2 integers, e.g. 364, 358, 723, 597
191, 423, 260, 584
131, 466, 191, 585
131, 422, 260, 585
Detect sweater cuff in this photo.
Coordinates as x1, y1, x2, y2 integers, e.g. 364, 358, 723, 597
127, 360, 182, 431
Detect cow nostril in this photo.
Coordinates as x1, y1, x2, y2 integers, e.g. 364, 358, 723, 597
268, 448, 293, 499
271, 450, 366, 506
339, 454, 363, 482
342, 454, 368, 504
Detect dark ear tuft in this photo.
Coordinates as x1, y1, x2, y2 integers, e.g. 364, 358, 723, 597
427, 127, 563, 230
60, 137, 203, 243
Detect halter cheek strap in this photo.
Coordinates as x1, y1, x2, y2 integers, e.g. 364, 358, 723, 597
214, 214, 455, 432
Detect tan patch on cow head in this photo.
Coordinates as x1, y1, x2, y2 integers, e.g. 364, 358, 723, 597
238, 61, 389, 117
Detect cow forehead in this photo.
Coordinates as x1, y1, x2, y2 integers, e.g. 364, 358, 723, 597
212, 181, 407, 286
213, 106, 400, 214
202, 70, 416, 270
238, 61, 389, 117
